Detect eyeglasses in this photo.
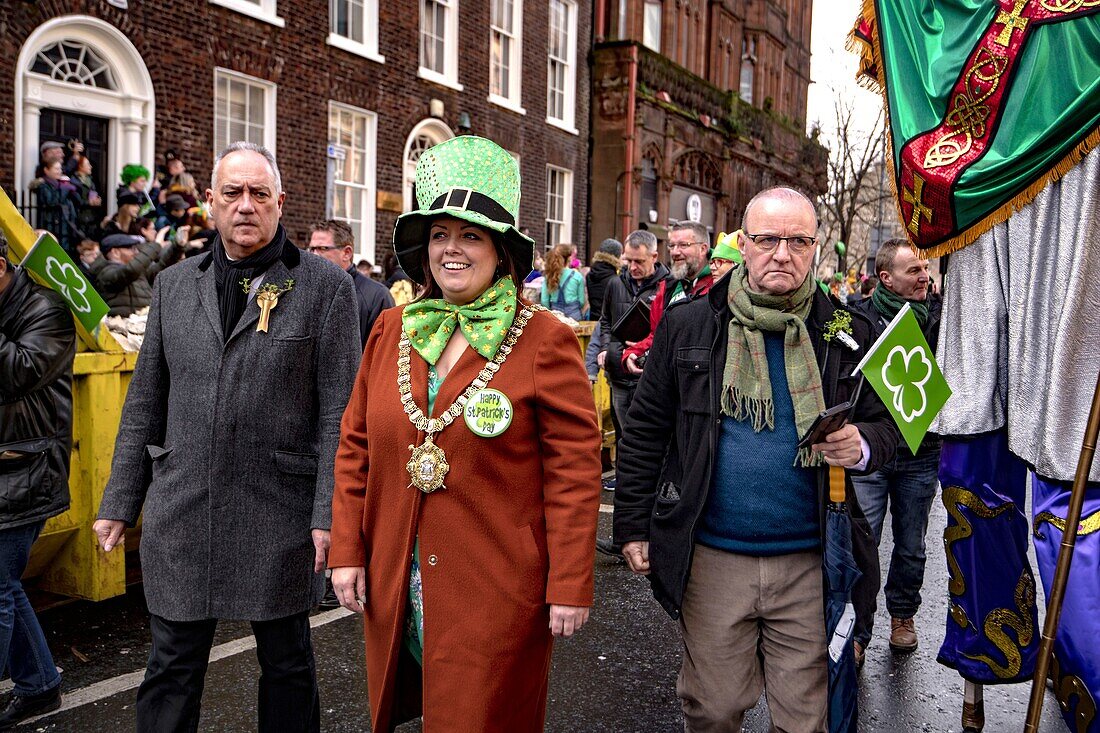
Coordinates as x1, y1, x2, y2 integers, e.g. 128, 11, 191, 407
743, 233, 817, 254
667, 241, 707, 251
307, 245, 342, 253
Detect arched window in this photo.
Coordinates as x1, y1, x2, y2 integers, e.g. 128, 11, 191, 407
674, 151, 721, 192
31, 40, 117, 90
403, 119, 455, 211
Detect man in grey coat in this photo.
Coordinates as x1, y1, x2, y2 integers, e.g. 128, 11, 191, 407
93, 142, 360, 733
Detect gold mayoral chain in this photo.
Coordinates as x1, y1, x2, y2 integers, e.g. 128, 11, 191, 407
397, 303, 540, 493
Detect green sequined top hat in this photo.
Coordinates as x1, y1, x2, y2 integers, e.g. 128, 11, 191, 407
393, 135, 535, 285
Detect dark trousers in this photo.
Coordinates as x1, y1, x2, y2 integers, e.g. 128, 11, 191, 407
609, 382, 636, 450
136, 612, 320, 733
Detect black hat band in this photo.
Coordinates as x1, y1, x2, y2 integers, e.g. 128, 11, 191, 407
431, 188, 515, 227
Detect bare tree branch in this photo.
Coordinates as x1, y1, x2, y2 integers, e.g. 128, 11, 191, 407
815, 96, 897, 287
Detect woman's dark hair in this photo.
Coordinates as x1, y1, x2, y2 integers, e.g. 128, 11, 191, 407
414, 226, 527, 304
127, 216, 156, 237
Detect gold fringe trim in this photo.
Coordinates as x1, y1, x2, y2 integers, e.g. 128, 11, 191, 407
857, 0, 1100, 259
846, 11, 881, 94
918, 127, 1100, 258
860, 0, 910, 258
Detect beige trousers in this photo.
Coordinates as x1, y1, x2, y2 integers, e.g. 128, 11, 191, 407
677, 545, 828, 733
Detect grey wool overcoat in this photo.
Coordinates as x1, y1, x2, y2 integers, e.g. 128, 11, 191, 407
97, 238, 361, 621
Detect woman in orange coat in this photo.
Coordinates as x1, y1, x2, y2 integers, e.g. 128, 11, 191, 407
329, 136, 602, 732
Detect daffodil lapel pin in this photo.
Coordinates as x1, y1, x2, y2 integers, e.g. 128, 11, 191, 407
241, 278, 296, 333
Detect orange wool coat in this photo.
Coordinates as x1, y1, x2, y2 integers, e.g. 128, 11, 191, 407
329, 305, 602, 733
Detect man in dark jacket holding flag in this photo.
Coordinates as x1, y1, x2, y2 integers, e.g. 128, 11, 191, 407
614, 188, 897, 731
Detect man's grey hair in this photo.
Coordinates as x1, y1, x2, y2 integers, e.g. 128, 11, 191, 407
741, 187, 818, 231
624, 229, 658, 253
669, 221, 710, 247
0, 230, 8, 263
211, 141, 283, 194
874, 238, 916, 278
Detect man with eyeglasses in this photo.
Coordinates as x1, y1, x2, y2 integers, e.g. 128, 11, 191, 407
308, 220, 394, 348
614, 187, 895, 732
622, 221, 715, 375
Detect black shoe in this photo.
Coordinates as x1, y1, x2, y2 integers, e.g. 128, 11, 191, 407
595, 538, 623, 560
601, 476, 617, 491
0, 685, 62, 730
319, 578, 341, 610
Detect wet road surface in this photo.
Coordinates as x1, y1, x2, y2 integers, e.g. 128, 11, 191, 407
5, 492, 1066, 731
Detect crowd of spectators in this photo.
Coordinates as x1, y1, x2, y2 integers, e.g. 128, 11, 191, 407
27, 142, 211, 318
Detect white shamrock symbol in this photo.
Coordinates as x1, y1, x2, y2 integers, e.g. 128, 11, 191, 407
881, 345, 932, 423
45, 256, 92, 313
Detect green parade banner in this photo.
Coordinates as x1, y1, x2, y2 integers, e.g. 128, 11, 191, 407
850, 1, 1100, 256
19, 231, 109, 336
856, 303, 951, 454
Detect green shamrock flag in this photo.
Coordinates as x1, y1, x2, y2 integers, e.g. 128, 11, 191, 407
856, 303, 951, 454
19, 231, 109, 335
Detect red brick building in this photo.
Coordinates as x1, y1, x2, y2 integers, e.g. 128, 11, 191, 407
0, 0, 591, 262
591, 0, 826, 243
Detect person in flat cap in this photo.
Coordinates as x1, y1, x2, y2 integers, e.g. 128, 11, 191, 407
29, 140, 80, 191
88, 222, 179, 317
329, 135, 602, 733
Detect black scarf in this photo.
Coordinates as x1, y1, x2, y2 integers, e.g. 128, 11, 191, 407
211, 224, 288, 341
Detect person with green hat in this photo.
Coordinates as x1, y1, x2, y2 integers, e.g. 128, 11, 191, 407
329, 135, 602, 733
710, 229, 744, 280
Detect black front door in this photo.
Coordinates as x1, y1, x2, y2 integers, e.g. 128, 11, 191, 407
39, 109, 110, 231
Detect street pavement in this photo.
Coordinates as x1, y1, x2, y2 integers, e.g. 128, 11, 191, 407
7, 491, 1066, 732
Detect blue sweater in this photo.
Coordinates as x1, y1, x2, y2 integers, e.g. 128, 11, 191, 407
696, 332, 820, 556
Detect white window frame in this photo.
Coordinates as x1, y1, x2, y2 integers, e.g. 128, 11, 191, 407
213, 68, 277, 156
545, 165, 573, 247
328, 0, 385, 63
208, 0, 285, 28
488, 0, 525, 114
328, 101, 378, 262
419, 0, 463, 91
546, 0, 578, 134
740, 36, 756, 104
643, 0, 662, 52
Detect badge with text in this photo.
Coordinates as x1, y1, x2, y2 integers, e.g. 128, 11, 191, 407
463, 389, 513, 438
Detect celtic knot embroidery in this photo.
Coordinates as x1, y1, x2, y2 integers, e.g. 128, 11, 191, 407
923, 49, 1009, 169
1040, 0, 1100, 12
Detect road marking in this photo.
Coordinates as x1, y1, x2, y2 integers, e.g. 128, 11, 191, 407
599, 503, 613, 514
18, 607, 352, 724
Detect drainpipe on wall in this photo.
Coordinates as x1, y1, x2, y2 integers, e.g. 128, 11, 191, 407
621, 43, 639, 242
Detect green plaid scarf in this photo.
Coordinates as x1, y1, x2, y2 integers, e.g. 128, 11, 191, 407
722, 266, 825, 467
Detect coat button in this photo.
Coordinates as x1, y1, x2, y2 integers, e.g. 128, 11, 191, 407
427, 554, 438, 566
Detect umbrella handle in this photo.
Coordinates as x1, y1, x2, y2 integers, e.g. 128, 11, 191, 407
829, 465, 846, 503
